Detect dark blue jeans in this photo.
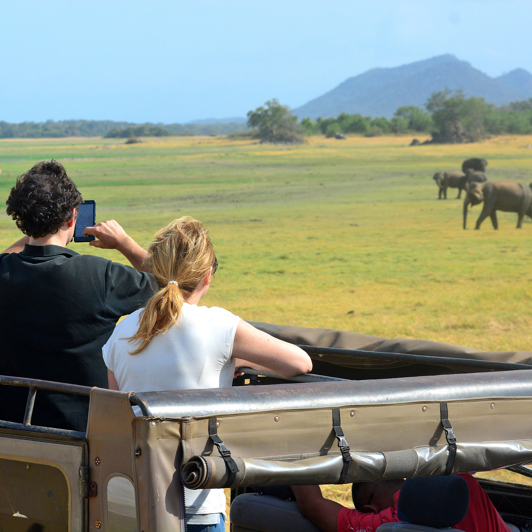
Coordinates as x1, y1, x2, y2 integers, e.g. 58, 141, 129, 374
186, 514, 225, 532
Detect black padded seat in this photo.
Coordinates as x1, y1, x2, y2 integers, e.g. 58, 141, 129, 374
230, 492, 321, 532
377, 476, 469, 532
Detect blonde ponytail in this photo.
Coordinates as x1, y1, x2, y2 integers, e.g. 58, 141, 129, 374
126, 217, 215, 354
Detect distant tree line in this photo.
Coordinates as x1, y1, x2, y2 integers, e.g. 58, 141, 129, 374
104, 125, 171, 138
296, 92, 532, 143
0, 119, 247, 139
2, 92, 532, 143
0, 120, 134, 138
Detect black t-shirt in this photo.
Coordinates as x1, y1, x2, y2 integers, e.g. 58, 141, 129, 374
0, 244, 156, 431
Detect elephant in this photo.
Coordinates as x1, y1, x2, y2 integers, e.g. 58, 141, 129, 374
465, 168, 488, 189
433, 171, 467, 199
463, 181, 532, 229
462, 158, 488, 173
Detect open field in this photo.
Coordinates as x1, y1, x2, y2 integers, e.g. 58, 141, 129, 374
2, 134, 532, 351
2, 134, 532, 525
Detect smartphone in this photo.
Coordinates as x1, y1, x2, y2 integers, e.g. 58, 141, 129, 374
74, 200, 96, 242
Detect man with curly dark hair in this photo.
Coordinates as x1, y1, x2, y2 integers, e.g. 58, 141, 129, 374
6, 160, 84, 238
0, 160, 156, 432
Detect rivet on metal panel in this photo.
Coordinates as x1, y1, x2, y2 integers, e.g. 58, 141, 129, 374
350, 411, 355, 417
422, 406, 427, 412
490, 403, 495, 409
274, 416, 280, 422
150, 421, 156, 428
95, 520, 102, 529
216, 421, 220, 428
95, 457, 101, 466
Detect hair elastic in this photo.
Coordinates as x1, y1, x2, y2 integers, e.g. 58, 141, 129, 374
168, 280, 179, 287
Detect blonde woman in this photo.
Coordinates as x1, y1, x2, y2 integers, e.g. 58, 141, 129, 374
102, 216, 312, 532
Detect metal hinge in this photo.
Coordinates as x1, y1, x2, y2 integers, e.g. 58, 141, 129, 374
79, 465, 98, 498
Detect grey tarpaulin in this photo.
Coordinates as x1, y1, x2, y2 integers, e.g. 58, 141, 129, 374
250, 321, 532, 379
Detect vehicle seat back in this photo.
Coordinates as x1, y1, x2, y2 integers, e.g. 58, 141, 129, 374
230, 492, 321, 532
377, 476, 469, 532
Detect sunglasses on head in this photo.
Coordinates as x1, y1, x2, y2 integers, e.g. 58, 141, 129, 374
212, 256, 218, 275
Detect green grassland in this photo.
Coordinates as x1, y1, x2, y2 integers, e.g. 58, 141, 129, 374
2, 134, 532, 522
1, 135, 532, 352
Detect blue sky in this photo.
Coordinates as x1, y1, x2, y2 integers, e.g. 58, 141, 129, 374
1, 0, 530, 124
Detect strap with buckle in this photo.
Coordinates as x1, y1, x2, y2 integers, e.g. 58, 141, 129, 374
332, 408, 352, 483
209, 417, 239, 485
440, 403, 457, 475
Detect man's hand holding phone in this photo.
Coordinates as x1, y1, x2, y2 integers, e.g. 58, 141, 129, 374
84, 219, 129, 250
84, 220, 151, 273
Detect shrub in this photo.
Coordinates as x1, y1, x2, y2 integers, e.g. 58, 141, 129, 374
247, 99, 303, 143
325, 123, 343, 138
365, 126, 383, 137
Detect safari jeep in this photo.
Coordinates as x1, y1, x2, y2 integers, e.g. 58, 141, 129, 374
1, 321, 532, 531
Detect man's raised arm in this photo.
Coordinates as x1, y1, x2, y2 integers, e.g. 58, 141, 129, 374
2, 236, 30, 254
84, 220, 151, 273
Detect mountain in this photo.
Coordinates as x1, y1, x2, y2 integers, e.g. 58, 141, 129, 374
293, 55, 532, 120
496, 69, 532, 100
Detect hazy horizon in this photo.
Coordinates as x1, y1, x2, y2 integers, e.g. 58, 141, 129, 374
2, 0, 530, 124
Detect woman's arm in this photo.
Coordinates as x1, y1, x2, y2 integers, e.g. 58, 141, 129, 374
107, 369, 120, 391
232, 320, 312, 378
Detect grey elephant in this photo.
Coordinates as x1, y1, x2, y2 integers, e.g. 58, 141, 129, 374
465, 168, 487, 188
433, 171, 467, 199
463, 181, 532, 229
462, 158, 488, 173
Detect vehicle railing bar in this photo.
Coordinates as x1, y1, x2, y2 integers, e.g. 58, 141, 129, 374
238, 368, 347, 383
130, 395, 151, 417
298, 345, 532, 373
0, 375, 92, 395
0, 419, 86, 439
0, 375, 90, 437
129, 370, 346, 416
23, 385, 37, 426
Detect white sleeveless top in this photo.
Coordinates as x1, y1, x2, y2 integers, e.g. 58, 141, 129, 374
102, 303, 240, 519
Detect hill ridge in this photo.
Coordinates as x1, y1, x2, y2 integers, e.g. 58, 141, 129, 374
294, 55, 532, 119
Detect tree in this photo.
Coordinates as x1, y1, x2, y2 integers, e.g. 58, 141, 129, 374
394, 106, 432, 132
247, 99, 303, 143
339, 114, 370, 134
300, 117, 318, 135
425, 90, 491, 143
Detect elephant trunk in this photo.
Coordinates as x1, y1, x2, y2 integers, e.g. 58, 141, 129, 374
463, 196, 470, 229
